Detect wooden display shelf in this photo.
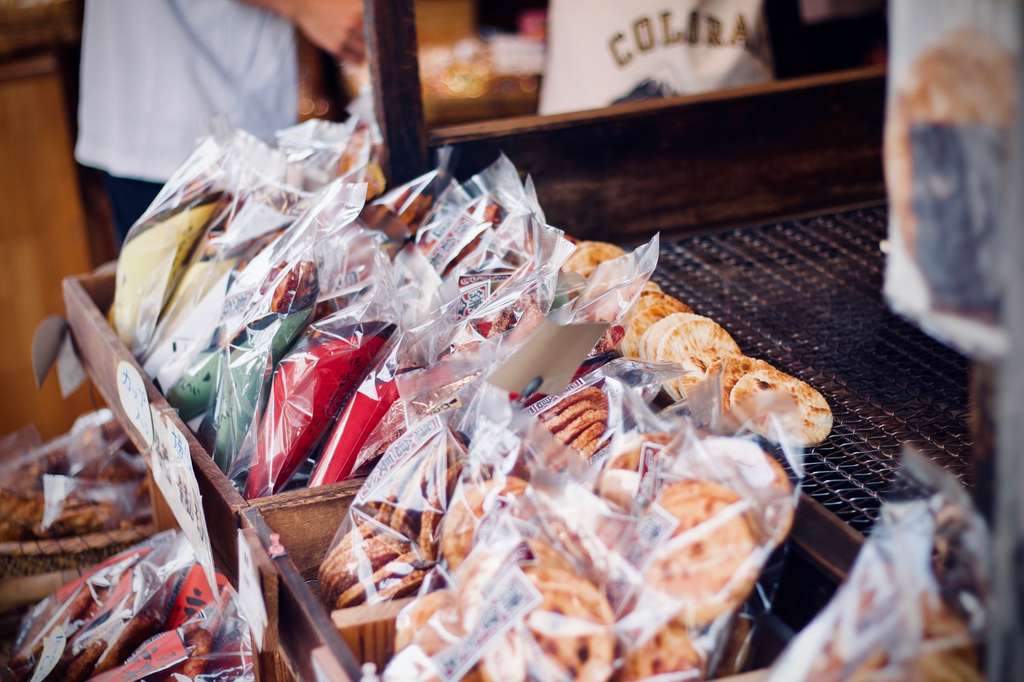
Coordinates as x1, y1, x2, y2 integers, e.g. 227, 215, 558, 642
61, 270, 370, 582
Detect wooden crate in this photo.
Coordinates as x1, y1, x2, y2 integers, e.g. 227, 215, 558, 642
61, 270, 371, 582
243, 506, 362, 682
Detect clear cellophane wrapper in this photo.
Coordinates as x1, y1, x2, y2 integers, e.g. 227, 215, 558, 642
0, 410, 150, 542
112, 137, 234, 356
316, 413, 468, 610
384, 387, 803, 681
314, 343, 508, 608
883, 0, 1020, 358
359, 147, 459, 243
91, 585, 255, 682
141, 130, 313, 379
186, 181, 368, 472
765, 451, 988, 682
553, 233, 661, 354
336, 206, 574, 482
238, 269, 399, 498
148, 116, 385, 394
6, 530, 203, 681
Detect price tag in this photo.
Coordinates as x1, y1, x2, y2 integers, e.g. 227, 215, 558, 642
237, 529, 268, 650
29, 628, 66, 682
150, 408, 217, 594
116, 360, 153, 445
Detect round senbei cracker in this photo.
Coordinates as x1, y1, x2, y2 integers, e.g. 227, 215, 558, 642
620, 292, 693, 359
729, 367, 832, 447
440, 476, 528, 570
706, 355, 777, 418
645, 479, 759, 627
561, 241, 626, 279
620, 617, 705, 681
641, 313, 742, 401
479, 566, 615, 682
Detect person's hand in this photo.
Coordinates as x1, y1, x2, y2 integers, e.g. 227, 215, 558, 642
293, 0, 365, 62
249, 0, 366, 62
289, 0, 365, 62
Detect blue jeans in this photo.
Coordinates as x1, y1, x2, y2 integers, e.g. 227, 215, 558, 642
102, 173, 163, 246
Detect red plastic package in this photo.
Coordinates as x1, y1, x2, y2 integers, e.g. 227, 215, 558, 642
244, 315, 396, 498
7, 531, 198, 682
308, 342, 402, 487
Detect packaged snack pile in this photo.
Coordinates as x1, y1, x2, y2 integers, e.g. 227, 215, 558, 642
0, 411, 151, 542
106, 97, 837, 503
374, 392, 803, 681
6, 530, 253, 682
765, 453, 989, 681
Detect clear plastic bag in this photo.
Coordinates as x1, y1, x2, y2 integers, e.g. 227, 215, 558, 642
241, 312, 397, 498
316, 414, 467, 609
385, 405, 802, 681
7, 530, 198, 681
765, 451, 987, 681
359, 148, 458, 242
90, 585, 255, 682
0, 411, 149, 542
112, 137, 233, 356
183, 181, 368, 470
883, 0, 1020, 358
141, 131, 313, 377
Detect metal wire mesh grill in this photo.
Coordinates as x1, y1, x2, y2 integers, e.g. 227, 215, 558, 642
653, 206, 971, 532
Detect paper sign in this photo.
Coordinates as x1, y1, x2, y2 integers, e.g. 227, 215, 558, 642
237, 529, 268, 650
29, 627, 66, 682
487, 318, 609, 397
117, 360, 153, 445
150, 407, 217, 594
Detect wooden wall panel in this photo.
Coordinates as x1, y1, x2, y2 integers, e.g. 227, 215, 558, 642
0, 55, 94, 438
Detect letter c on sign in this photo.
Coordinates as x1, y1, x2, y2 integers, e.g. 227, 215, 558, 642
609, 32, 632, 66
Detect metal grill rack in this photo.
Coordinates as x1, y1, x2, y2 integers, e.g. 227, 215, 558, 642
654, 206, 971, 532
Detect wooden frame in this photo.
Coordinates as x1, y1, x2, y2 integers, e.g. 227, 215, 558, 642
363, 0, 886, 239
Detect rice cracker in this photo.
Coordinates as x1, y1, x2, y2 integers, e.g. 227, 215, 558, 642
620, 292, 693, 359
729, 367, 832, 447
561, 241, 626, 278
640, 313, 742, 401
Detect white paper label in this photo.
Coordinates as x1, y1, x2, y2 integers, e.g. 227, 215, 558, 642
237, 530, 268, 651
356, 416, 444, 503
117, 361, 153, 445
625, 503, 678, 568
29, 627, 66, 682
636, 440, 666, 503
431, 566, 541, 682
150, 408, 217, 594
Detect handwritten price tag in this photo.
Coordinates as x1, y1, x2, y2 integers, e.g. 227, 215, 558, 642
237, 530, 268, 650
151, 408, 217, 595
117, 360, 153, 445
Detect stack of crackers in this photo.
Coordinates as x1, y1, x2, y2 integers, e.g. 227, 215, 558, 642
567, 241, 834, 448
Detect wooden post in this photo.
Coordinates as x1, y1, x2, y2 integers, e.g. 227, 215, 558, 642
363, 0, 429, 184
989, 7, 1024, 677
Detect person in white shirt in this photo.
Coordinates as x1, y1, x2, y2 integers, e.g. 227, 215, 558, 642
76, 0, 363, 242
